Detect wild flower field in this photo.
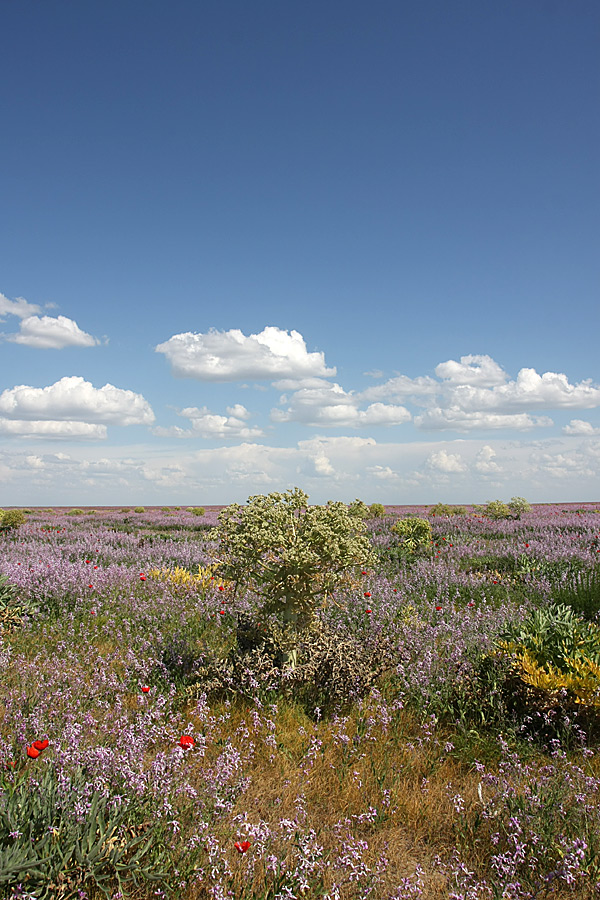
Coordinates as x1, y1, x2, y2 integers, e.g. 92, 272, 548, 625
1, 501, 600, 900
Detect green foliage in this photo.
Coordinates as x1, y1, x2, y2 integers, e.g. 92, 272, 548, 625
66, 508, 84, 516
390, 517, 432, 555
347, 498, 370, 519
120, 507, 131, 513
368, 502, 386, 518
509, 496, 531, 518
0, 575, 28, 633
484, 500, 513, 520
209, 488, 378, 664
190, 506, 205, 516
0, 574, 15, 607
496, 603, 600, 725
133, 506, 145, 513
498, 603, 600, 670
429, 503, 455, 517
1, 509, 27, 530
553, 566, 600, 622
0, 765, 174, 898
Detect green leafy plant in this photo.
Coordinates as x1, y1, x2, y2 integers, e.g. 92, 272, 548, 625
483, 500, 513, 520
133, 506, 145, 513
66, 508, 84, 517
368, 502, 386, 518
390, 517, 432, 555
508, 496, 531, 518
347, 498, 370, 519
553, 566, 600, 622
190, 506, 205, 516
0, 765, 175, 898
429, 503, 455, 517
496, 603, 600, 726
209, 488, 377, 667
1, 509, 27, 530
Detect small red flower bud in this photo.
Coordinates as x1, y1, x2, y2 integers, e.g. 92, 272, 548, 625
141, 686, 150, 693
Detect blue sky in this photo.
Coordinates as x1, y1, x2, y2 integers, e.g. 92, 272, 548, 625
1, 0, 599, 506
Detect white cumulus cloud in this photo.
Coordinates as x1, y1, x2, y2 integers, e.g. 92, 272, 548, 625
271, 381, 411, 428
415, 408, 553, 431
0, 419, 107, 439
563, 419, 600, 436
0, 377, 154, 425
427, 449, 467, 473
153, 404, 264, 439
6, 315, 100, 349
155, 326, 336, 381
0, 292, 42, 320
435, 354, 509, 386
475, 445, 501, 473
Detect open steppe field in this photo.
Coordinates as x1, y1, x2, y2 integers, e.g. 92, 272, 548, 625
2, 500, 600, 899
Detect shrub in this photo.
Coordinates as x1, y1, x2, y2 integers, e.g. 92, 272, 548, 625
1, 509, 27, 530
390, 517, 432, 555
347, 498, 370, 519
190, 506, 205, 516
429, 503, 455, 517
484, 500, 513, 519
66, 508, 84, 516
368, 502, 386, 518
120, 507, 131, 513
133, 506, 145, 513
496, 603, 600, 727
210, 488, 377, 666
509, 496, 532, 518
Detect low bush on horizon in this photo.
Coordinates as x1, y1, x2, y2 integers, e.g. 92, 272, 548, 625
1, 494, 600, 898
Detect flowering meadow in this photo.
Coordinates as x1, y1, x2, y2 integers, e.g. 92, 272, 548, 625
1, 501, 600, 899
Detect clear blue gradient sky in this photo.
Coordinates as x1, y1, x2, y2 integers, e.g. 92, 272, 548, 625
1, 0, 599, 505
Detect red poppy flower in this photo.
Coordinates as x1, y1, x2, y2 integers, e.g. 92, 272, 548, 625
218, 585, 224, 591
365, 608, 372, 614
90, 609, 96, 615
435, 606, 442, 611
140, 574, 146, 581
33, 739, 49, 751
525, 543, 529, 548
235, 840, 251, 853
141, 686, 150, 693
361, 571, 367, 575
89, 584, 93, 589
27, 746, 40, 759
219, 610, 225, 615
179, 735, 195, 750
364, 592, 371, 597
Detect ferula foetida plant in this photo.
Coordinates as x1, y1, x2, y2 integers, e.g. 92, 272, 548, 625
208, 487, 378, 663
